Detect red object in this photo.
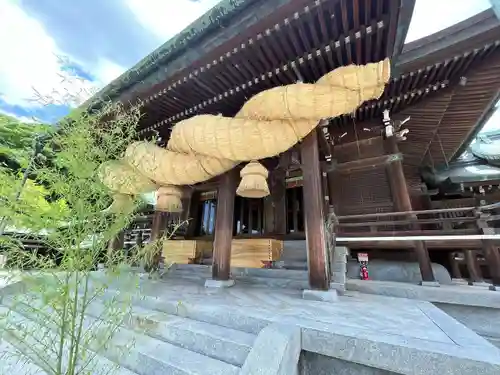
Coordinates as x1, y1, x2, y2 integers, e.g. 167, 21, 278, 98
360, 263, 370, 280
261, 261, 273, 269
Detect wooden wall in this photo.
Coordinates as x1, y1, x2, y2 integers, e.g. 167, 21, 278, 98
329, 135, 395, 215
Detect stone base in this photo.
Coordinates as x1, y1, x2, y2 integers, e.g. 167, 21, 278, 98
303, 289, 338, 302
204, 279, 235, 288
467, 281, 491, 287
489, 285, 499, 291
329, 282, 346, 295
419, 281, 440, 287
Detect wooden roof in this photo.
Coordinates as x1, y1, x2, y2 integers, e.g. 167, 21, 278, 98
87, 2, 499, 192
86, 0, 415, 135
326, 9, 500, 190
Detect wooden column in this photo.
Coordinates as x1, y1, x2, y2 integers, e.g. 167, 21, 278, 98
464, 250, 483, 284
107, 230, 125, 264
385, 137, 436, 282
107, 231, 124, 252
274, 169, 287, 236
264, 169, 287, 235
448, 252, 462, 279
212, 169, 239, 280
149, 211, 166, 268
301, 129, 330, 290
186, 191, 200, 237
482, 240, 500, 288
150, 211, 165, 241
476, 214, 500, 288
321, 171, 331, 215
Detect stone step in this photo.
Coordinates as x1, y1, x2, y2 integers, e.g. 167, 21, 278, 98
98, 290, 272, 335
91, 318, 240, 375
275, 260, 308, 270
165, 269, 309, 290
0, 341, 47, 374
231, 267, 307, 280
171, 264, 308, 279
3, 299, 240, 375
85, 300, 256, 367
0, 306, 139, 375
233, 275, 309, 290
166, 265, 309, 289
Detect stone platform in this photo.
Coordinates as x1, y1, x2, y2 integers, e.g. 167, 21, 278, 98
1, 269, 500, 374
129, 272, 500, 374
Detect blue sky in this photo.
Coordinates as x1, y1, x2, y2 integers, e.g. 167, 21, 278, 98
0, 0, 496, 130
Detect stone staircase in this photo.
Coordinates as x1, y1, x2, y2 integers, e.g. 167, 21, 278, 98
277, 240, 308, 270
2, 270, 500, 375
166, 263, 310, 290
0, 277, 258, 375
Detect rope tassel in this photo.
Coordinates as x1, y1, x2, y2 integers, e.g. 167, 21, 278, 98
236, 161, 270, 198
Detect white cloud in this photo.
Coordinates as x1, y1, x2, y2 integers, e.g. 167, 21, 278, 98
0, 1, 126, 108
93, 59, 127, 85
0, 108, 40, 123
406, 0, 491, 43
127, 0, 222, 42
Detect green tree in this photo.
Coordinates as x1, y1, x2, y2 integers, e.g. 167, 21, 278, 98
0, 103, 165, 375
0, 114, 52, 171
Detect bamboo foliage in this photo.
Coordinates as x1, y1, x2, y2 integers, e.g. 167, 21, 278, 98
0, 101, 176, 375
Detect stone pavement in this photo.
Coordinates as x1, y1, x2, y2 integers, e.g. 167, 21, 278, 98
130, 271, 500, 374
1, 268, 500, 374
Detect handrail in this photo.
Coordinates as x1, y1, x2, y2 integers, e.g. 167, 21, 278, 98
479, 201, 500, 211
336, 202, 500, 222
337, 216, 478, 228
337, 206, 477, 221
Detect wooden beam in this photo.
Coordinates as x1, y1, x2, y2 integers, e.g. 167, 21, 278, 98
317, 124, 333, 161
385, 136, 436, 282
482, 240, 500, 288
301, 129, 330, 290
326, 153, 402, 174
212, 168, 239, 281
448, 252, 462, 279
273, 169, 287, 235
464, 250, 483, 283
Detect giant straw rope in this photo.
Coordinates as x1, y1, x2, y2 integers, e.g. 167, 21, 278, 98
99, 59, 391, 213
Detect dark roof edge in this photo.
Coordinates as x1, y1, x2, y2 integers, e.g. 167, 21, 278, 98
391, 0, 416, 58
85, 0, 259, 111
451, 90, 500, 161
402, 9, 496, 52
394, 8, 500, 71
86, 0, 417, 113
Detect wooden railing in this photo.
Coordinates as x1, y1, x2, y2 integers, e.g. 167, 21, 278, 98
336, 203, 500, 238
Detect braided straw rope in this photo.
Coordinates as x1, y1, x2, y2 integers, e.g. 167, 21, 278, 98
101, 59, 391, 212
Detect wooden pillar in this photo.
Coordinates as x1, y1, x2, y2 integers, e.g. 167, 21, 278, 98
212, 169, 239, 280
385, 137, 436, 282
321, 171, 330, 215
108, 231, 124, 252
263, 169, 286, 235
149, 211, 166, 268
464, 250, 483, 284
448, 252, 462, 279
185, 191, 200, 237
301, 129, 330, 290
476, 214, 500, 288
150, 211, 165, 241
107, 230, 125, 264
482, 240, 500, 288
